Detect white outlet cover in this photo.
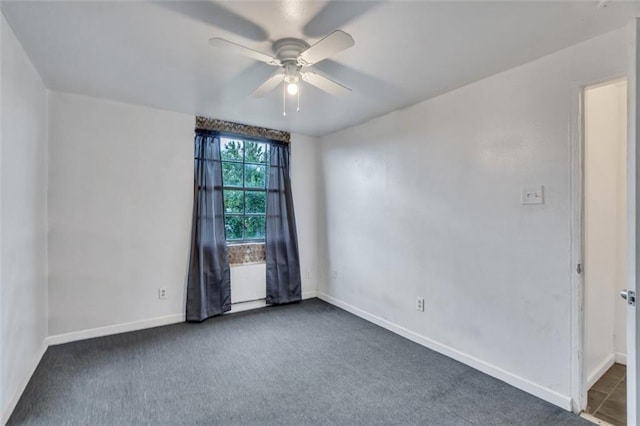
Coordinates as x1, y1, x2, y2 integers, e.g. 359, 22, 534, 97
521, 185, 544, 205
158, 288, 167, 299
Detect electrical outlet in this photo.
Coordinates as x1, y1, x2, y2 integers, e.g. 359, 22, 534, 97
416, 297, 425, 312
331, 270, 338, 279
158, 287, 167, 300
305, 270, 311, 279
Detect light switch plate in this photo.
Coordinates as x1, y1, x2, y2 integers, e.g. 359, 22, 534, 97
521, 185, 544, 205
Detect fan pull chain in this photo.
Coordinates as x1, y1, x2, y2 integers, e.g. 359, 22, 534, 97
282, 83, 287, 117
297, 85, 300, 112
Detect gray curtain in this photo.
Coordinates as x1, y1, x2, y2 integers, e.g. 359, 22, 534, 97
265, 142, 302, 304
186, 130, 231, 321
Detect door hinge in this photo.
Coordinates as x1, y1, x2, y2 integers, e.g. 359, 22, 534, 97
576, 263, 582, 274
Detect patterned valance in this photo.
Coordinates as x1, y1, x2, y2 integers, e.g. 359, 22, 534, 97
195, 116, 290, 143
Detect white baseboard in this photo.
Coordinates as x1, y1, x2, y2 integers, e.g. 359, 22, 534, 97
586, 354, 616, 390
302, 290, 317, 300
46, 313, 185, 346
1, 340, 48, 425
47, 291, 318, 346
615, 352, 627, 366
228, 291, 317, 314
317, 292, 572, 411
229, 299, 267, 313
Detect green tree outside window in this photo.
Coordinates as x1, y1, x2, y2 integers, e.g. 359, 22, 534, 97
221, 138, 269, 241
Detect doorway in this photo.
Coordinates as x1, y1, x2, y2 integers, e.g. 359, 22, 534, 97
582, 79, 628, 425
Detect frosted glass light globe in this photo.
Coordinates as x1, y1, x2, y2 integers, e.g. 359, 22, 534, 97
287, 83, 298, 95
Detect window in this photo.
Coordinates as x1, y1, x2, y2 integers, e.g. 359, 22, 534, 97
221, 137, 269, 242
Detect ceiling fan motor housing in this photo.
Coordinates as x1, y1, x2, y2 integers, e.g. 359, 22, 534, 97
274, 39, 308, 83
273, 38, 309, 64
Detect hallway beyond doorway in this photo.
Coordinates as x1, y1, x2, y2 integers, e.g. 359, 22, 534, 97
586, 363, 626, 425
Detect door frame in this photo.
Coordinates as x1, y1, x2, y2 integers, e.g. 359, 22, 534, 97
570, 75, 629, 414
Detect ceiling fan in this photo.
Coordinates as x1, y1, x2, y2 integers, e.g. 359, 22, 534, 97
209, 30, 354, 114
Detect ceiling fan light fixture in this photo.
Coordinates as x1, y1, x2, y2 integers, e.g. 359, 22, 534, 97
283, 68, 300, 96
287, 82, 299, 95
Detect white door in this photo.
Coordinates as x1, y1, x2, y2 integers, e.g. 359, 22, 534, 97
626, 17, 639, 426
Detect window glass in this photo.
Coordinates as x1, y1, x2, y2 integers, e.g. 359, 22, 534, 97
245, 164, 266, 188
223, 190, 244, 214
244, 141, 268, 163
221, 137, 269, 242
224, 216, 244, 241
221, 139, 243, 161
245, 216, 266, 240
245, 191, 266, 214
222, 162, 243, 187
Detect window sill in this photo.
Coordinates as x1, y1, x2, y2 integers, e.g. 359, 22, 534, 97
227, 242, 265, 266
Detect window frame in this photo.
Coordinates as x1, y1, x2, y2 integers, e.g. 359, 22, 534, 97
219, 133, 270, 244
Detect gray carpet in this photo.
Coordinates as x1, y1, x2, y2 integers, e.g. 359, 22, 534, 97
9, 299, 589, 425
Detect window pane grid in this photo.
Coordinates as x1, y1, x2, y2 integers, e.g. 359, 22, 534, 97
221, 137, 269, 242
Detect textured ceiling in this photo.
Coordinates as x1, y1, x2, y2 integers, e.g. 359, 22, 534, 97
2, 1, 639, 136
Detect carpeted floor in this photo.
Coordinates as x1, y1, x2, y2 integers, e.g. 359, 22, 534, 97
9, 299, 589, 425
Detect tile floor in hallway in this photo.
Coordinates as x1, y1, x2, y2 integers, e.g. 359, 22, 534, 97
586, 363, 626, 426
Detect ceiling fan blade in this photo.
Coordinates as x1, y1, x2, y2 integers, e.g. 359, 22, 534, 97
156, 2, 268, 42
303, 2, 380, 38
301, 72, 351, 96
209, 38, 280, 66
251, 72, 284, 97
297, 30, 354, 67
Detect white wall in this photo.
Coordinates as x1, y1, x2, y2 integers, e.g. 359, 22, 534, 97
47, 92, 194, 336
317, 28, 629, 408
585, 80, 628, 386
289, 133, 319, 299
0, 13, 49, 423
47, 91, 318, 337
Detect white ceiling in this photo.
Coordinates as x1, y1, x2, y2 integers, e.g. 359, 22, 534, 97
2, 1, 639, 136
